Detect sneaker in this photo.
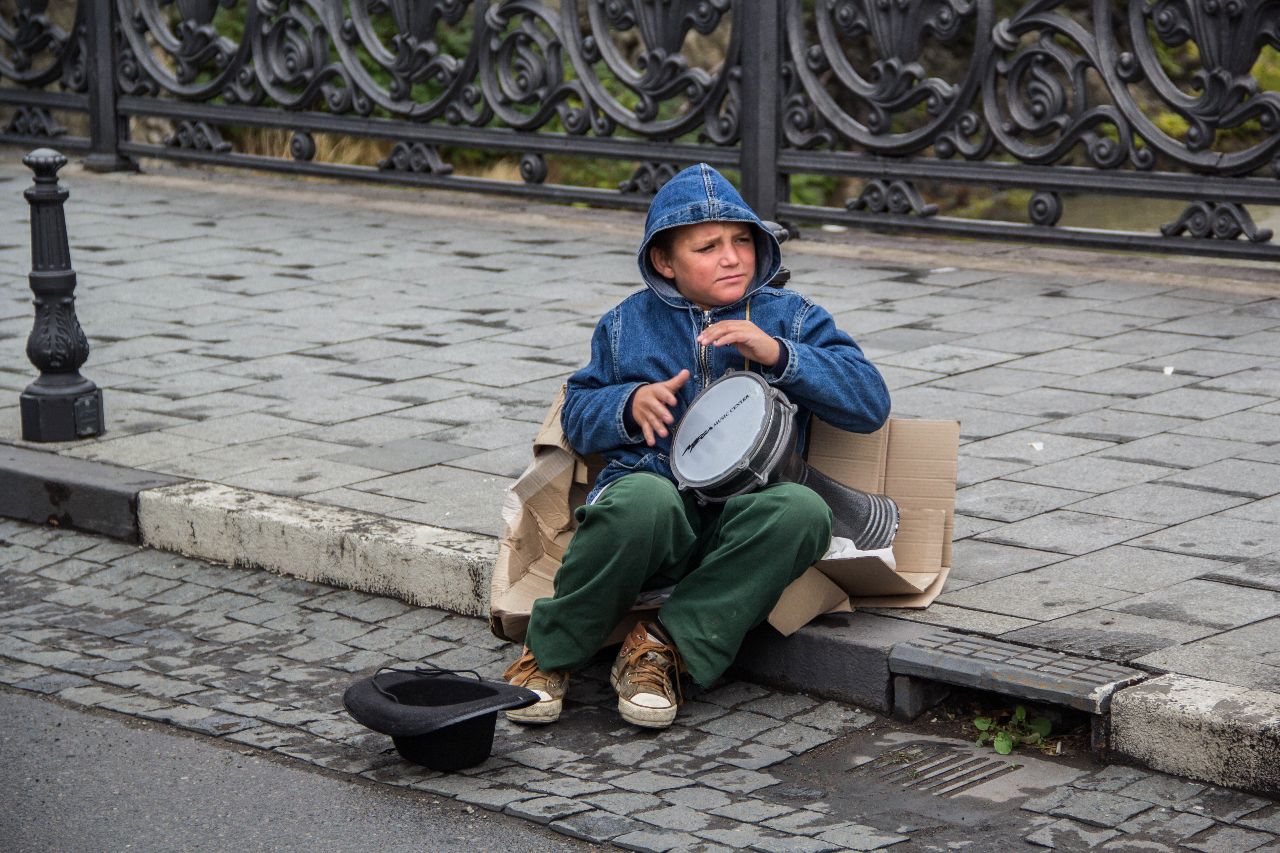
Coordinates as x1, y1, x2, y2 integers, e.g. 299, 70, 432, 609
503, 646, 568, 725
610, 621, 683, 728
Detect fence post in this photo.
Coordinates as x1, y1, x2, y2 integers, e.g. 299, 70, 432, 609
83, 0, 135, 172
740, 0, 785, 221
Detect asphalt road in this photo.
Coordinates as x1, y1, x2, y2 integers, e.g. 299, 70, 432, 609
0, 690, 590, 853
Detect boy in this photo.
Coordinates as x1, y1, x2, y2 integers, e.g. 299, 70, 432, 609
504, 164, 889, 728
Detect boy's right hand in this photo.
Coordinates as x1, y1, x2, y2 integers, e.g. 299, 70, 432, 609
631, 369, 690, 446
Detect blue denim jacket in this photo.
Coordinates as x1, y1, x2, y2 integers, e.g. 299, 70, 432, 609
562, 164, 890, 502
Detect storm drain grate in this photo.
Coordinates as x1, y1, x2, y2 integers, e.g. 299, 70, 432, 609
889, 632, 1146, 713
852, 744, 1019, 798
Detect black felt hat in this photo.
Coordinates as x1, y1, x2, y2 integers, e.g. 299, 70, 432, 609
343, 666, 537, 771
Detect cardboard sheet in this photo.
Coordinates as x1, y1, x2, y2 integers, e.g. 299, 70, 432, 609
490, 393, 961, 642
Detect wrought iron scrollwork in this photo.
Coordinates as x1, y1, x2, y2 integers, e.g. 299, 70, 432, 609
479, 1, 605, 134
934, 109, 992, 160
562, 0, 738, 137
1, 1, 68, 85
1161, 201, 1274, 243
985, 8, 1140, 170
1098, 0, 1280, 174
0, 0, 87, 91
96, 0, 743, 141
782, 0, 1280, 178
701, 63, 740, 145
165, 120, 233, 152
62, 14, 88, 93
847, 179, 938, 217
251, 0, 355, 112
780, 59, 834, 150
783, 0, 991, 154
332, 0, 483, 120
981, 0, 1280, 175
116, 17, 157, 97
619, 161, 680, 195
4, 106, 67, 138
5, 1, 1280, 261
116, 0, 259, 101
28, 294, 91, 373
379, 141, 452, 174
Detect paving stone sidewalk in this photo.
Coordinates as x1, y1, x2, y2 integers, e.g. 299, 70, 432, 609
1, 156, 1279, 696
3, 519, 1277, 852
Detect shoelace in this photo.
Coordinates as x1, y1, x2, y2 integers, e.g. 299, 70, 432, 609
621, 640, 684, 705
504, 650, 556, 691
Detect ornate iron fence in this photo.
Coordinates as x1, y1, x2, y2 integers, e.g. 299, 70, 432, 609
3, 1, 1278, 259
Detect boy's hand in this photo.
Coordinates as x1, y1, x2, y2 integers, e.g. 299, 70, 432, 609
631, 369, 690, 446
698, 321, 781, 367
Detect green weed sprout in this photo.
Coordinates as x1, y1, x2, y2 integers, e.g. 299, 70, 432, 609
973, 705, 1053, 755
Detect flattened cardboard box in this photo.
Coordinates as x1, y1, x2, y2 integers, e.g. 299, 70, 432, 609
490, 391, 959, 642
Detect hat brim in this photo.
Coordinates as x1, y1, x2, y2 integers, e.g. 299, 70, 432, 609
343, 671, 538, 737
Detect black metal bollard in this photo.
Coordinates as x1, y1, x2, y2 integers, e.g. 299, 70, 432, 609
19, 148, 105, 442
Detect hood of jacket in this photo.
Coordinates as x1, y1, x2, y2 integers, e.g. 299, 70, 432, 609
637, 163, 782, 308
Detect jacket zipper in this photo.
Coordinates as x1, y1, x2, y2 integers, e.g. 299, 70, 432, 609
699, 309, 712, 390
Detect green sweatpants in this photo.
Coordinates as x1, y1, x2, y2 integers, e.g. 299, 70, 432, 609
525, 473, 832, 687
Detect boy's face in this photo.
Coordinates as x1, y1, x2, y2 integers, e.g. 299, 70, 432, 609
650, 221, 757, 309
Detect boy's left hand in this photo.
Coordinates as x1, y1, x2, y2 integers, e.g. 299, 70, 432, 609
697, 321, 781, 367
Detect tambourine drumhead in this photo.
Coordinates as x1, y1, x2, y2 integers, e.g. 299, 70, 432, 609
671, 373, 769, 487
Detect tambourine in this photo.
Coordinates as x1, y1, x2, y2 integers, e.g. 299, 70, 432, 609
670, 371, 899, 551
669, 371, 797, 503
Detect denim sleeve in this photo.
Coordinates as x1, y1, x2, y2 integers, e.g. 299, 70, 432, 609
561, 309, 644, 455
768, 300, 890, 433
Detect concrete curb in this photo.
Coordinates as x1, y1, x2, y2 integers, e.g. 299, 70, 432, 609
1111, 674, 1280, 795
3, 447, 1277, 794
0, 445, 181, 541
736, 613, 941, 714
137, 481, 497, 618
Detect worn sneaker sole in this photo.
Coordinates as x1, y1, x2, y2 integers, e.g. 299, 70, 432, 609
505, 695, 562, 725
616, 694, 677, 728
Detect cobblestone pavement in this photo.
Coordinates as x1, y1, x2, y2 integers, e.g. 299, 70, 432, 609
4, 520, 1277, 852
2, 159, 1278, 696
